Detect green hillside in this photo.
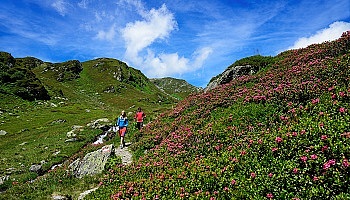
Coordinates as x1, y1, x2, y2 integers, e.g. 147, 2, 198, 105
0, 56, 177, 197
1, 31, 350, 199
150, 77, 202, 100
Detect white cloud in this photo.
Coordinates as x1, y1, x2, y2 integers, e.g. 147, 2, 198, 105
118, 0, 145, 13
289, 21, 350, 50
95, 24, 116, 41
142, 47, 213, 78
144, 50, 189, 77
121, 4, 177, 60
51, 0, 70, 16
121, 3, 212, 78
78, 0, 90, 9
192, 47, 213, 69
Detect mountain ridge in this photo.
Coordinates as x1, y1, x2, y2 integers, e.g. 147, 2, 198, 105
150, 77, 202, 100
0, 53, 199, 102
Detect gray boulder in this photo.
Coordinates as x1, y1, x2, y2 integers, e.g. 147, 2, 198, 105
205, 65, 255, 92
29, 164, 42, 174
69, 144, 113, 178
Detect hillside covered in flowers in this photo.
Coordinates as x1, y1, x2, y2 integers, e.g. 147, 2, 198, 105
93, 32, 350, 199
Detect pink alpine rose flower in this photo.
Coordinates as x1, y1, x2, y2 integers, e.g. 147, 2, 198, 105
275, 137, 283, 143
328, 159, 336, 165
342, 159, 349, 168
323, 162, 331, 170
293, 168, 298, 174
231, 179, 236, 185
267, 193, 274, 199
300, 156, 308, 163
312, 98, 319, 104
250, 172, 256, 178
310, 154, 318, 160
323, 159, 336, 170
339, 107, 346, 113
321, 145, 328, 152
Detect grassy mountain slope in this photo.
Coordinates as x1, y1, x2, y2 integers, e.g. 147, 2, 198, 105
87, 32, 349, 199
150, 77, 202, 100
31, 57, 176, 110
0, 56, 177, 197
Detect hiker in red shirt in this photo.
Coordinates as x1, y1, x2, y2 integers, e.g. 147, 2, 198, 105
134, 107, 146, 130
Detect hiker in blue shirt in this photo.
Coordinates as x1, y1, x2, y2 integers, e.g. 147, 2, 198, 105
116, 110, 128, 148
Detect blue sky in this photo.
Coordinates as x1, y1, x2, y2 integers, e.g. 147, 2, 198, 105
1, 0, 349, 87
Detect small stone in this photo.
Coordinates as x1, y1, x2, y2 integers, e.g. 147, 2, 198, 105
0, 130, 7, 135
29, 164, 42, 174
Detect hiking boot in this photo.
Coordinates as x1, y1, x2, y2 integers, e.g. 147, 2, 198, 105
120, 144, 123, 149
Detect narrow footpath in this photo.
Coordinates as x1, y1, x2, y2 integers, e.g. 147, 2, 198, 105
114, 142, 133, 165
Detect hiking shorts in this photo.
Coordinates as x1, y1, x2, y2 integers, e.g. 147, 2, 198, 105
136, 122, 143, 130
119, 127, 127, 137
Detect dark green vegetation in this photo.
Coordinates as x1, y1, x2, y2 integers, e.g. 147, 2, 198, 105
1, 31, 350, 199
228, 54, 274, 72
150, 77, 202, 100
0, 52, 50, 101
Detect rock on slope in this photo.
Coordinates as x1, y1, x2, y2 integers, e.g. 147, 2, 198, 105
204, 65, 255, 92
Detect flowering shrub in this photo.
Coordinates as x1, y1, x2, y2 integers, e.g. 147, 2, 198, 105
89, 32, 350, 199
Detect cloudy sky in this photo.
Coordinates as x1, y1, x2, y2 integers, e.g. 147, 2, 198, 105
1, 0, 349, 87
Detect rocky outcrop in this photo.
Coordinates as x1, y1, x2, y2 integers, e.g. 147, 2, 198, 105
15, 57, 44, 70
86, 118, 111, 129
0, 52, 51, 101
204, 65, 255, 92
0, 52, 15, 70
69, 144, 113, 178
42, 60, 83, 82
